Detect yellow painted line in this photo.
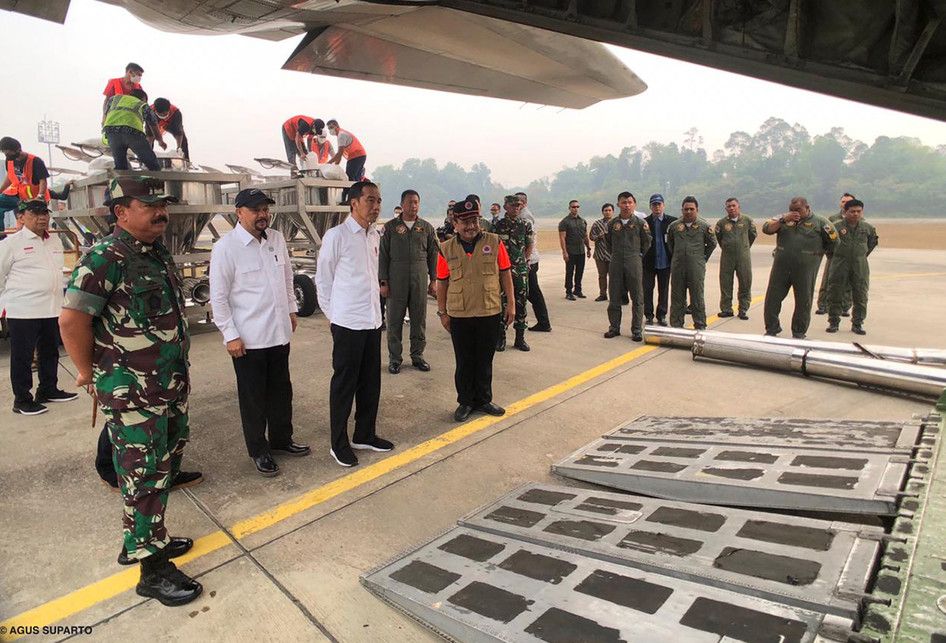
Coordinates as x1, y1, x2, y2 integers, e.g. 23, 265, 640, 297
0, 339, 666, 639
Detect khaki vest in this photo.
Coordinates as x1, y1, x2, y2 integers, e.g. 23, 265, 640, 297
442, 232, 502, 318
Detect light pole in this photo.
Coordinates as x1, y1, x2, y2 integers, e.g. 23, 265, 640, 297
37, 116, 60, 168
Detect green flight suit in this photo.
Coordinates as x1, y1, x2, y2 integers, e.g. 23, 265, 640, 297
379, 216, 439, 365
606, 216, 652, 335
816, 211, 852, 312
714, 214, 757, 315
667, 218, 717, 328
63, 228, 190, 562
762, 214, 839, 337
827, 218, 878, 326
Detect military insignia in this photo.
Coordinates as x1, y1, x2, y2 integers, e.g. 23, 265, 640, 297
642, 222, 649, 231
840, 228, 848, 235
500, 234, 509, 240
483, 245, 492, 254
785, 221, 796, 227
676, 224, 685, 232
737, 223, 744, 228
825, 224, 838, 240
612, 222, 621, 231
802, 221, 813, 228
724, 223, 733, 232
396, 225, 407, 234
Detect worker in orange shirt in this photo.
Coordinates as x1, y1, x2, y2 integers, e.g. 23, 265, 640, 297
102, 62, 144, 122
326, 119, 367, 203
152, 98, 190, 162
281, 115, 323, 168
1, 137, 50, 228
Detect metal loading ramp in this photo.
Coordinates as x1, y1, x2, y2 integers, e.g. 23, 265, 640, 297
552, 417, 920, 515
458, 484, 882, 619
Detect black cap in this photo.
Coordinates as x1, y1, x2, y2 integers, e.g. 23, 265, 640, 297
452, 198, 479, 220
17, 199, 51, 213
235, 188, 276, 208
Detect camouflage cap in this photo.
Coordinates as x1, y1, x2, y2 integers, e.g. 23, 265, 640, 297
104, 176, 179, 206
17, 199, 51, 213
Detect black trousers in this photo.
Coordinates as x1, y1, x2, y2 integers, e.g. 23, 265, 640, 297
643, 266, 671, 319
565, 253, 586, 294
341, 156, 367, 203
330, 324, 381, 452
8, 317, 60, 403
232, 344, 294, 458
450, 315, 500, 407
105, 126, 160, 171
527, 263, 550, 327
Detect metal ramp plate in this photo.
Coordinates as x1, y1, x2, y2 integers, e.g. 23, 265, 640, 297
608, 416, 921, 454
362, 527, 833, 643
553, 436, 908, 515
458, 483, 881, 619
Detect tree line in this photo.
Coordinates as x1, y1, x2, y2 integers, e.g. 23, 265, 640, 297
372, 117, 946, 219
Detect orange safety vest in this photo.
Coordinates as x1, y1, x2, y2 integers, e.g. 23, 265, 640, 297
155, 103, 180, 135
4, 155, 50, 201
283, 115, 316, 139
339, 128, 366, 159
312, 138, 332, 163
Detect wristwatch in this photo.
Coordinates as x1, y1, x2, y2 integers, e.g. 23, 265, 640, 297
436, 310, 448, 318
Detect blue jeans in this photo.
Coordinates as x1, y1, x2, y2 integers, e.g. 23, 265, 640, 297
1, 193, 19, 229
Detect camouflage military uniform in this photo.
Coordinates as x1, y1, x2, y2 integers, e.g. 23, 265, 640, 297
492, 214, 533, 333
64, 228, 189, 561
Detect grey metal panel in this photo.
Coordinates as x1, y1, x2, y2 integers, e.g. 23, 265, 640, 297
362, 527, 832, 643
459, 483, 881, 618
553, 437, 909, 515
607, 416, 921, 454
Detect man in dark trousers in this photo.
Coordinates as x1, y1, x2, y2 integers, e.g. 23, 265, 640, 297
151, 98, 190, 162
516, 192, 551, 332
558, 200, 591, 299
437, 199, 515, 423
825, 199, 878, 335
210, 188, 310, 477
643, 194, 675, 325
666, 196, 717, 329
316, 180, 393, 467
379, 189, 439, 373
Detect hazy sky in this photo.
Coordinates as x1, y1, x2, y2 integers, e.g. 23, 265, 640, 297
2, 0, 945, 187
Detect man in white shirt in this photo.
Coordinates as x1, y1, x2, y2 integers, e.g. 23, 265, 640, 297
515, 192, 551, 332
210, 188, 310, 477
316, 180, 393, 467
0, 199, 77, 415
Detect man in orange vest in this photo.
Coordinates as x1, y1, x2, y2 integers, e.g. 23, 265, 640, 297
1, 137, 49, 228
152, 98, 190, 161
327, 119, 367, 203
281, 115, 321, 168
102, 62, 144, 122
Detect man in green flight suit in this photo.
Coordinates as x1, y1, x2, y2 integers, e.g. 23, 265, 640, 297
826, 198, 878, 335
379, 189, 440, 373
816, 192, 855, 316
715, 197, 757, 320
762, 196, 839, 339
59, 176, 202, 606
604, 191, 652, 342
667, 196, 717, 329
493, 194, 534, 352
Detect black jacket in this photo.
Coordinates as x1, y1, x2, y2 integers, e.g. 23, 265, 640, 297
643, 213, 677, 270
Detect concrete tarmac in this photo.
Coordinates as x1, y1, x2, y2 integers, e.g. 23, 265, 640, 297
0, 245, 943, 641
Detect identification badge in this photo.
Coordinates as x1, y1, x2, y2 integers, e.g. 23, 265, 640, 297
676, 224, 685, 232
840, 228, 848, 235
482, 245, 492, 254
724, 223, 733, 232
612, 222, 621, 232
396, 225, 407, 235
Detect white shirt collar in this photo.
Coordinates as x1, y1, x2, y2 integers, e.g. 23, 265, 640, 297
234, 223, 261, 246
344, 215, 371, 234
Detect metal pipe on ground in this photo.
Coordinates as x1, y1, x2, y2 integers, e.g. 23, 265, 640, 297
645, 326, 946, 366
692, 333, 946, 399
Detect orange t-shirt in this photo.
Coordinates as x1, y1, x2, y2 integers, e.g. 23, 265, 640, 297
103, 78, 141, 98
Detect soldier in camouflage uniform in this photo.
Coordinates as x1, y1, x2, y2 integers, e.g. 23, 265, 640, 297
826, 199, 878, 335
493, 194, 534, 351
59, 176, 203, 606
761, 196, 839, 339
816, 193, 855, 315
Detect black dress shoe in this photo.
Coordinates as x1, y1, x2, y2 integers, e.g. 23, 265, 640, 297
253, 455, 279, 477
603, 329, 619, 338
718, 311, 734, 318
388, 362, 401, 374
792, 333, 807, 340
478, 402, 506, 416
136, 556, 203, 607
574, 292, 587, 299
565, 293, 576, 301
645, 317, 654, 325
272, 442, 311, 457
852, 325, 866, 335
841, 310, 851, 317
594, 295, 607, 302
826, 324, 839, 333
495, 334, 506, 352
171, 471, 204, 490
815, 308, 826, 315
657, 317, 668, 326
454, 405, 474, 422
694, 324, 706, 330
119, 537, 193, 566
737, 312, 749, 320
631, 332, 643, 342
412, 359, 431, 371
528, 323, 552, 332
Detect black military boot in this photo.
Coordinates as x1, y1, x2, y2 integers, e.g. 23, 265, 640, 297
495, 332, 506, 352
136, 549, 203, 606
514, 329, 530, 352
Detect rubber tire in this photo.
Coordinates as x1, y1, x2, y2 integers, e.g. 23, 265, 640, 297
293, 274, 318, 317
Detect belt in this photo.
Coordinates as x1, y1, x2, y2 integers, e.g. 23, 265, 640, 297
776, 246, 823, 256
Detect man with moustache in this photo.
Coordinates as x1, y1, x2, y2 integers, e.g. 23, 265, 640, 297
492, 194, 534, 352
605, 192, 652, 341
316, 180, 394, 467
210, 188, 309, 478
59, 176, 202, 605
666, 196, 716, 329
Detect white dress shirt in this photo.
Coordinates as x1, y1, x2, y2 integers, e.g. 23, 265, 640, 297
0, 227, 64, 318
209, 224, 297, 349
316, 215, 382, 330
